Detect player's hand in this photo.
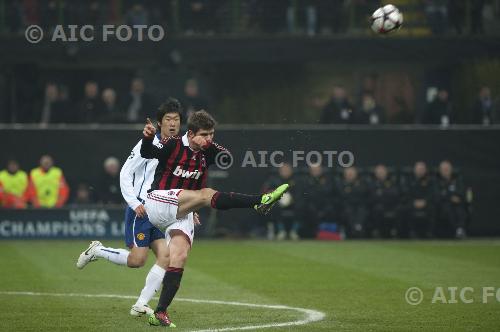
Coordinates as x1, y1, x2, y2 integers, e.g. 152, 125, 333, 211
194, 212, 201, 226
135, 204, 147, 218
143, 118, 156, 139
191, 136, 210, 150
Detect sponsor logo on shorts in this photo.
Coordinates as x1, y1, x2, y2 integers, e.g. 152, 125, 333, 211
136, 233, 145, 240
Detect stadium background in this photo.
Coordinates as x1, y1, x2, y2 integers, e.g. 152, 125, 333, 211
1, 0, 499, 239
1, 1, 500, 331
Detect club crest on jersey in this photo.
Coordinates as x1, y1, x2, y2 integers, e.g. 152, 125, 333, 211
173, 166, 203, 179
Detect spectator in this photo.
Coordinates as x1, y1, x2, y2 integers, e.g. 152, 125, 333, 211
435, 160, 467, 238
471, 0, 486, 34
250, 0, 288, 34
124, 78, 155, 123
473, 86, 495, 125
181, 0, 213, 34
22, 0, 41, 26
73, 182, 94, 205
262, 163, 300, 240
5, 0, 23, 33
448, 0, 466, 35
182, 78, 208, 119
41, 0, 59, 31
317, 0, 346, 34
27, 155, 69, 208
423, 88, 451, 126
404, 161, 435, 238
356, 93, 385, 125
336, 167, 368, 238
425, 0, 448, 35
98, 156, 122, 205
0, 159, 28, 208
125, 4, 150, 27
85, 1, 105, 26
368, 164, 399, 238
301, 163, 334, 238
39, 83, 72, 124
287, 0, 318, 36
77, 81, 103, 123
319, 86, 355, 124
101, 88, 124, 123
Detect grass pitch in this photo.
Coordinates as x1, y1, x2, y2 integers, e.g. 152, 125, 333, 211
1, 240, 499, 331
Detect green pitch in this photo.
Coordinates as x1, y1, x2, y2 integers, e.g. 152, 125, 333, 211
1, 240, 499, 331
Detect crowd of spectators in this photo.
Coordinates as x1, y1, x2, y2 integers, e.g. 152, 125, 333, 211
426, 0, 495, 35
0, 155, 126, 209
35, 77, 206, 124
318, 82, 498, 126
263, 160, 472, 240
4, 69, 500, 128
1, 155, 472, 240
0, 155, 69, 209
2, 1, 498, 37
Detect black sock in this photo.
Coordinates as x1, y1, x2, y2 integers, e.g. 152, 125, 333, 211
155, 267, 184, 313
210, 192, 261, 210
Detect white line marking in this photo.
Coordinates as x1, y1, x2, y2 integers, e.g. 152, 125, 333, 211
0, 291, 325, 331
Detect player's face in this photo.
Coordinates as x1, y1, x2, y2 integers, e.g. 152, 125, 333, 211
188, 128, 215, 151
196, 128, 215, 143
160, 113, 181, 137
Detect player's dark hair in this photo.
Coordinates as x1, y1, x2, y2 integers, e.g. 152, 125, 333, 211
187, 110, 216, 133
156, 98, 183, 127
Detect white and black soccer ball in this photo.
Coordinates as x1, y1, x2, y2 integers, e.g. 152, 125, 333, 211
370, 4, 403, 34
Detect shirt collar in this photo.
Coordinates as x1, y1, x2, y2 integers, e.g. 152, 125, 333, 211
182, 132, 189, 147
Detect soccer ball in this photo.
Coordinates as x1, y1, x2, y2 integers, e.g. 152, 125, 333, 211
370, 4, 403, 34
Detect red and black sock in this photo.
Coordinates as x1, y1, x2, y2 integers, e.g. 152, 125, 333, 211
155, 267, 184, 313
210, 192, 261, 210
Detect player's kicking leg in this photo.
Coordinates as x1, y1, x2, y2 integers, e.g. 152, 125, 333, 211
176, 183, 290, 218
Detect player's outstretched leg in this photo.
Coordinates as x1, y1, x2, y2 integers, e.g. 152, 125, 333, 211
175, 183, 289, 218
76, 241, 130, 269
76, 241, 101, 269
254, 183, 290, 215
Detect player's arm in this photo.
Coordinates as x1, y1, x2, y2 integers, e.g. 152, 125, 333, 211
120, 140, 146, 213
140, 118, 161, 159
205, 141, 231, 167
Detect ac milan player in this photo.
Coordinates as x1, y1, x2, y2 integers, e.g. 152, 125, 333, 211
139, 110, 288, 327
76, 98, 200, 317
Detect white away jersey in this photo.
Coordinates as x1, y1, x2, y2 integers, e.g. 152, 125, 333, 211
120, 135, 162, 210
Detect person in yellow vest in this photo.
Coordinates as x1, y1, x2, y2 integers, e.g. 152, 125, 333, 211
0, 159, 29, 208
28, 155, 70, 208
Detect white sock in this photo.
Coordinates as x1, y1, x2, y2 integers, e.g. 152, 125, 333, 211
95, 246, 129, 266
135, 264, 166, 306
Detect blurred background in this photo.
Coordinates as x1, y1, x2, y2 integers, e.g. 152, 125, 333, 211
0, 0, 499, 240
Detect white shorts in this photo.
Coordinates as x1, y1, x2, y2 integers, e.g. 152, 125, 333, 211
145, 189, 195, 246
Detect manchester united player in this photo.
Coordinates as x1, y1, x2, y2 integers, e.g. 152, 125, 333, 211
140, 110, 288, 327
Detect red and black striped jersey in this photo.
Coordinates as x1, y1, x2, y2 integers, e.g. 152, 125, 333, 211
140, 132, 229, 191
